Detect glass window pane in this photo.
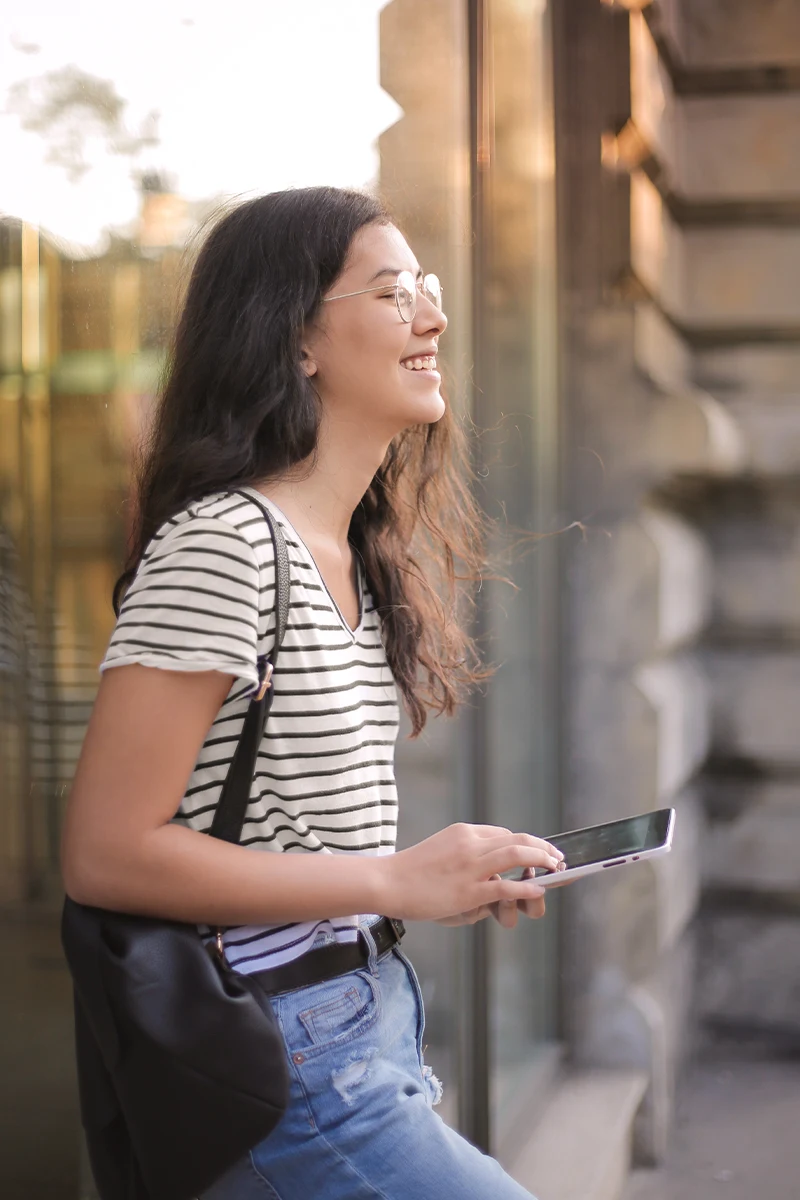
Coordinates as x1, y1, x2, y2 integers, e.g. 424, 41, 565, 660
0, 2, 559, 1191
379, 0, 472, 1132
472, 0, 561, 1151
0, 3, 421, 1194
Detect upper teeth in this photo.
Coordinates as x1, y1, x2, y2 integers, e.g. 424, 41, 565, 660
403, 356, 437, 371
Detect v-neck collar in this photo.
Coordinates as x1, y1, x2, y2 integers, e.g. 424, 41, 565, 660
240, 487, 365, 640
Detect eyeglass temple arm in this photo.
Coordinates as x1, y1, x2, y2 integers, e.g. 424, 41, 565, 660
322, 284, 390, 304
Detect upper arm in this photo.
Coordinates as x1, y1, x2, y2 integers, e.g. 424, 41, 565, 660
103, 513, 266, 688
60, 508, 274, 901
61, 664, 234, 898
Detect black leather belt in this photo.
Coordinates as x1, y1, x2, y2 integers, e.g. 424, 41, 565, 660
250, 916, 406, 999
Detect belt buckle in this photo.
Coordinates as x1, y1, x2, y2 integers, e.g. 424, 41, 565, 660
388, 917, 405, 942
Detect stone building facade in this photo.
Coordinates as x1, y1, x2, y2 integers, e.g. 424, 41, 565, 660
538, 0, 800, 1193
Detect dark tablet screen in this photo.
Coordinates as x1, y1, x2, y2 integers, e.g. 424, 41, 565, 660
541, 809, 672, 872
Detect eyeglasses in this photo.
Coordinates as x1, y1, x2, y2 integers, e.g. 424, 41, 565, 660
322, 269, 443, 324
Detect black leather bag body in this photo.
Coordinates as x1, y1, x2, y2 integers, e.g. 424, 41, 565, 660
61, 493, 292, 1200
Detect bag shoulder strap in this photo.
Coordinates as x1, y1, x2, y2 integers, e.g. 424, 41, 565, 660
208, 491, 291, 845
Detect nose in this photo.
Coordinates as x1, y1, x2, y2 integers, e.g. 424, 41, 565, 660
413, 292, 447, 337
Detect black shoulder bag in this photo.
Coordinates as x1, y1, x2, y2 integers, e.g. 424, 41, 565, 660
61, 496, 292, 1200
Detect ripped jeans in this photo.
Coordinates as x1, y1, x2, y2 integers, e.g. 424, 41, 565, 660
201, 926, 537, 1200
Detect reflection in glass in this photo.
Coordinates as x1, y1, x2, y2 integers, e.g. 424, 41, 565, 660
0, 4, 404, 1195
378, 0, 474, 1133
0, 1, 559, 1191
472, 0, 561, 1153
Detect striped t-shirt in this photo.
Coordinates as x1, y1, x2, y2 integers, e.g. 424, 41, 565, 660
100, 486, 400, 974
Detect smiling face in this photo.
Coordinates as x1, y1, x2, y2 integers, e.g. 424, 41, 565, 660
302, 222, 448, 439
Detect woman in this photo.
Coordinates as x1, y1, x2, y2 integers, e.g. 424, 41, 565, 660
61, 186, 563, 1199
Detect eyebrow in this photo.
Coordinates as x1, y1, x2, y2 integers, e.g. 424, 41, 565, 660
367, 266, 424, 284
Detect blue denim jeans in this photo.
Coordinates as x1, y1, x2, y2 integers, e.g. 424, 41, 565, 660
201, 925, 537, 1199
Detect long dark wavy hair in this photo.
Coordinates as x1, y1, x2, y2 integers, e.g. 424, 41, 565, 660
116, 186, 496, 736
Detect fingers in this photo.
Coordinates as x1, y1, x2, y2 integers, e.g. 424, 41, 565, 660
482, 844, 562, 879
477, 831, 564, 863
488, 877, 519, 928
492, 899, 519, 928
397, 823, 562, 923
536, 875, 574, 890
436, 905, 495, 927
518, 895, 546, 919
485, 875, 546, 904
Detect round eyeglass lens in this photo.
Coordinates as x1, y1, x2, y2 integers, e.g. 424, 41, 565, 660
423, 273, 443, 309
396, 270, 417, 323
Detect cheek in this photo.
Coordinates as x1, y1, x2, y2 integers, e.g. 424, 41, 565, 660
321, 312, 409, 388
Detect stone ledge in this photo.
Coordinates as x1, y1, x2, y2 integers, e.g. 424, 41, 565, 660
567, 663, 708, 815
573, 935, 696, 1169
569, 510, 712, 666
714, 395, 800, 476
644, 385, 746, 480
635, 656, 710, 800
631, 14, 800, 201
683, 227, 800, 326
509, 1069, 648, 1200
696, 911, 800, 1035
634, 303, 691, 393
705, 649, 800, 766
631, 171, 800, 327
696, 344, 800, 393
669, 0, 800, 71
703, 784, 800, 896
709, 527, 800, 630
679, 94, 800, 202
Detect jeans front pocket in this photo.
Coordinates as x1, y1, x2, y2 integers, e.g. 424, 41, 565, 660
299, 984, 367, 1044
277, 968, 381, 1060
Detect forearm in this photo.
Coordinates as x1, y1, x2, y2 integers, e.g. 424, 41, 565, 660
64, 821, 391, 926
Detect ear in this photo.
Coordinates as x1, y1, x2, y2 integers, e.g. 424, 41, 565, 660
299, 347, 318, 378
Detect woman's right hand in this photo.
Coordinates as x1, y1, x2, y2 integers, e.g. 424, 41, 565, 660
381, 823, 563, 922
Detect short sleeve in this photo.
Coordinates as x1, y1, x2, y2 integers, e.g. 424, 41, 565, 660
100, 514, 263, 692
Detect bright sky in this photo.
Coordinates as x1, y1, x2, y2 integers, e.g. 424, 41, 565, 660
0, 0, 400, 252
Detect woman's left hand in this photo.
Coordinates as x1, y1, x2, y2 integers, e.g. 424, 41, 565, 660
434, 873, 545, 928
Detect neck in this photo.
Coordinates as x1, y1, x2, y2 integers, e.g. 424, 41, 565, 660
256, 415, 392, 552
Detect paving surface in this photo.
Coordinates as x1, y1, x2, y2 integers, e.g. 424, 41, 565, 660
623, 1043, 800, 1200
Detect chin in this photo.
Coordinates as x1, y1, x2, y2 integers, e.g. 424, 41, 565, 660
411, 391, 446, 425
428, 395, 447, 423
375, 389, 447, 434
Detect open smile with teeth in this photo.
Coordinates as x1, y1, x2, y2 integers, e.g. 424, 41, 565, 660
402, 356, 438, 371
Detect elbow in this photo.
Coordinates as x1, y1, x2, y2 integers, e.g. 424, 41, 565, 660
61, 833, 116, 909
61, 850, 99, 907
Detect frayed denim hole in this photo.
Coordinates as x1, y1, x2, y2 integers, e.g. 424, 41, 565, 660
422, 1063, 444, 1107
331, 1045, 379, 1106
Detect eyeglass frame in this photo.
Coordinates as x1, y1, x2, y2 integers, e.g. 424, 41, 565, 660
321, 269, 443, 324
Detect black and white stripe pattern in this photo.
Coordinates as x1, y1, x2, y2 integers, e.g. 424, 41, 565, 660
100, 487, 399, 973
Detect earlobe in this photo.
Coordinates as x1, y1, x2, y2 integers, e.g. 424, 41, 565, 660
300, 350, 317, 378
